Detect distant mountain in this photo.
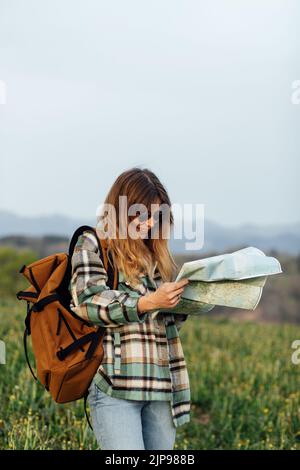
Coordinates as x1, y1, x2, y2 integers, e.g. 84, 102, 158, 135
0, 210, 299, 255
0, 210, 86, 237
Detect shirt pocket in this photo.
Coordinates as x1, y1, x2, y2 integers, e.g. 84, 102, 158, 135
113, 331, 121, 375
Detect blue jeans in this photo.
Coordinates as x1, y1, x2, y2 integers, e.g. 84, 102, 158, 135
87, 382, 177, 450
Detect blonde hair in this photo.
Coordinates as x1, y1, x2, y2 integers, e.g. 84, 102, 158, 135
96, 167, 178, 287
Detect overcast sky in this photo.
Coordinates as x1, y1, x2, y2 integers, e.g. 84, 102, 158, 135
0, 0, 299, 228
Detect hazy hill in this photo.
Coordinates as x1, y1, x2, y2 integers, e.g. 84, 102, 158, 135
0, 210, 299, 256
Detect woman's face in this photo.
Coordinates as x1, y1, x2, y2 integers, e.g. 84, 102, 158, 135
130, 207, 161, 239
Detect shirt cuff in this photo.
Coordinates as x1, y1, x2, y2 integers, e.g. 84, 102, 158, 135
125, 295, 148, 323
107, 294, 148, 324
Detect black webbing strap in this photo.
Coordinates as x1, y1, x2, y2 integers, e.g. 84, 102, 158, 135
106, 250, 116, 290
16, 291, 38, 300
56, 331, 101, 361
85, 327, 105, 359
68, 225, 101, 259
67, 224, 117, 290
83, 390, 93, 431
23, 328, 38, 381
23, 301, 38, 381
31, 293, 60, 312
29, 267, 41, 294
24, 300, 32, 335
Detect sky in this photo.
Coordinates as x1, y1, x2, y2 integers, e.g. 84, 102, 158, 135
0, 0, 299, 228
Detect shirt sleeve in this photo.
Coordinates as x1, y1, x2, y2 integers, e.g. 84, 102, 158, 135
69, 230, 148, 327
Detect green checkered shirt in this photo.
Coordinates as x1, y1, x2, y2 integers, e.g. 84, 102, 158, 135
68, 230, 191, 428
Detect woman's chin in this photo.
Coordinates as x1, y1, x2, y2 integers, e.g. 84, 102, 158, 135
140, 232, 149, 238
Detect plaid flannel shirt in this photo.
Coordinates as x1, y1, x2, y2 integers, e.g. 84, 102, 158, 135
68, 230, 191, 428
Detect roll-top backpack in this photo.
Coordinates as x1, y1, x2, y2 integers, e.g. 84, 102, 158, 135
16, 225, 118, 430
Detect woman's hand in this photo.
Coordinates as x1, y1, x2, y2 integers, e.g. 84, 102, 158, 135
137, 278, 189, 313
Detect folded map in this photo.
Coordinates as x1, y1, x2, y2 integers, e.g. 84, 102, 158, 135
160, 246, 282, 315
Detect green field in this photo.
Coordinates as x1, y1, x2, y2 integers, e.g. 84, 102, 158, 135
0, 297, 300, 450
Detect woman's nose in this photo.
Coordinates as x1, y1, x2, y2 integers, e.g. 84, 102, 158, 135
147, 217, 155, 229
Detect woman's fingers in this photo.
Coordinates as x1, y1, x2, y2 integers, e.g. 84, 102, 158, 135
169, 295, 182, 306
169, 281, 189, 298
156, 279, 189, 308
175, 279, 189, 288
169, 287, 185, 300
169, 289, 186, 304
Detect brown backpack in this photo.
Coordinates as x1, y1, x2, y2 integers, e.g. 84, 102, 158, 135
16, 225, 118, 430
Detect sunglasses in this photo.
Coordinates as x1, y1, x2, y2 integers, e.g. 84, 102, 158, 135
132, 210, 163, 224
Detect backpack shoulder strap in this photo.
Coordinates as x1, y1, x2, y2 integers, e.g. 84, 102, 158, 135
68, 225, 118, 290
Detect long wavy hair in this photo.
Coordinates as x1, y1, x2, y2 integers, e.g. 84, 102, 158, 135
96, 167, 178, 287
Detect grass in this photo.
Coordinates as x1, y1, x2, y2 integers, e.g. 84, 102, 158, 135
0, 297, 300, 450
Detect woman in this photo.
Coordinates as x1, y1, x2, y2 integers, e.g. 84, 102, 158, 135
69, 167, 190, 450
